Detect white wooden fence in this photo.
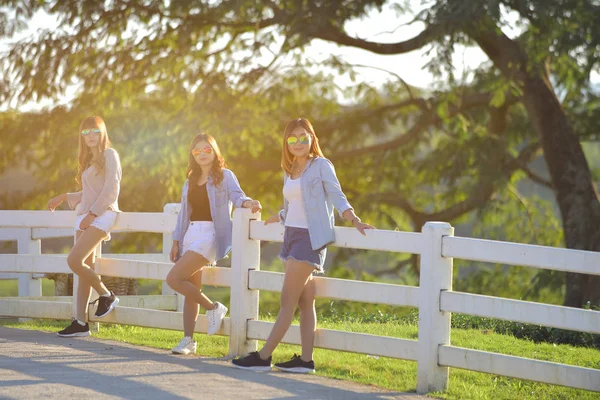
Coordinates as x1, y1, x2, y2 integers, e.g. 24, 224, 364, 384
0, 206, 599, 395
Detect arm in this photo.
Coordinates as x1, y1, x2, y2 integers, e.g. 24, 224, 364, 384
172, 180, 188, 242
319, 159, 353, 217
48, 192, 73, 211
66, 191, 83, 210
320, 159, 374, 235
89, 149, 122, 216
226, 170, 252, 208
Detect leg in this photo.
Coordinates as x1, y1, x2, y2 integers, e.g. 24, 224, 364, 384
166, 251, 215, 310
183, 269, 203, 337
67, 227, 110, 297
75, 230, 96, 322
258, 259, 314, 359
298, 276, 317, 362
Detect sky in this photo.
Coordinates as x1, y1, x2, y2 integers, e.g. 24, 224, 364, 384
1, 0, 597, 111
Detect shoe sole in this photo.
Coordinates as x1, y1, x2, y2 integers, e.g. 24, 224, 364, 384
95, 297, 119, 318
231, 364, 272, 372
274, 366, 315, 374
207, 307, 228, 336
172, 349, 195, 355
58, 331, 91, 338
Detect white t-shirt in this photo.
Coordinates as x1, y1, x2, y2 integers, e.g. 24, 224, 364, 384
283, 177, 308, 228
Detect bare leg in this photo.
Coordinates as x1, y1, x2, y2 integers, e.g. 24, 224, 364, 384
183, 269, 203, 337
166, 251, 214, 311
68, 227, 110, 322
258, 260, 314, 359
298, 276, 317, 362
74, 230, 96, 322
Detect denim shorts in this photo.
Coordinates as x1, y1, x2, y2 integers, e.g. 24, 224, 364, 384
278, 226, 327, 273
182, 221, 217, 264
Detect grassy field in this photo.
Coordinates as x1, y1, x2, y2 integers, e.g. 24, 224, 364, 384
1, 317, 599, 400
0, 279, 56, 296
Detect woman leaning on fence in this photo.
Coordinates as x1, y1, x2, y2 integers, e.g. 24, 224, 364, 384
232, 118, 374, 373
166, 132, 262, 355
47, 116, 122, 337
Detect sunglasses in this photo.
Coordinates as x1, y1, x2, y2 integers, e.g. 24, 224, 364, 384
192, 146, 213, 156
287, 135, 310, 146
81, 128, 101, 136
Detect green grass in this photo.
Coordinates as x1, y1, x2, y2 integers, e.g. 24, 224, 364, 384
1, 317, 598, 399
0, 279, 55, 296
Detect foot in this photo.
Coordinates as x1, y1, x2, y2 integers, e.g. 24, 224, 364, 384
57, 318, 90, 338
206, 302, 228, 336
274, 354, 315, 374
231, 351, 272, 371
172, 337, 197, 355
92, 291, 120, 318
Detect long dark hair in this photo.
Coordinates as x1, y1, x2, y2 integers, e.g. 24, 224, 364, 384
186, 132, 226, 186
281, 118, 324, 175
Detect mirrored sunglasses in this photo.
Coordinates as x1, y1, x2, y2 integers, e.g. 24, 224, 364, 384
287, 135, 310, 146
81, 128, 101, 136
192, 146, 213, 156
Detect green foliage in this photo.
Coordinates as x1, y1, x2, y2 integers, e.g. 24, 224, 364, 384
451, 312, 600, 350
1, 0, 598, 306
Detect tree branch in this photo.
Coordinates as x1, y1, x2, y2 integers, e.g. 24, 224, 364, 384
507, 154, 553, 188
312, 24, 443, 55
366, 139, 541, 226
329, 92, 517, 161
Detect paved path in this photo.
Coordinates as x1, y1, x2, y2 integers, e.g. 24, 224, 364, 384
0, 327, 426, 400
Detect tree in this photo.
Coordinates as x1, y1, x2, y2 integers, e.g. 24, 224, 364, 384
1, 0, 595, 306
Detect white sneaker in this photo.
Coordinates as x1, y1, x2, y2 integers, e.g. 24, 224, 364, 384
206, 302, 228, 336
172, 337, 197, 355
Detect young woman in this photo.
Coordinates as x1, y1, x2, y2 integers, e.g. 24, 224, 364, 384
167, 133, 262, 355
47, 116, 122, 337
232, 118, 374, 373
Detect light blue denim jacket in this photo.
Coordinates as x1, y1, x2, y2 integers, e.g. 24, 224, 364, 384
278, 157, 353, 251
173, 169, 252, 260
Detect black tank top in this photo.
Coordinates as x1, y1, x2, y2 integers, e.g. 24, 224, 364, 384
188, 183, 212, 221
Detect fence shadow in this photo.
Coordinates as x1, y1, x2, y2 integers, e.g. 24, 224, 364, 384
0, 327, 422, 400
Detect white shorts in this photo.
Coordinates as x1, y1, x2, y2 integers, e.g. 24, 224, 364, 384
182, 221, 217, 264
75, 210, 118, 241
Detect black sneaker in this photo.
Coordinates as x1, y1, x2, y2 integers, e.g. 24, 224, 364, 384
231, 351, 272, 371
58, 318, 90, 337
274, 354, 315, 374
91, 291, 119, 318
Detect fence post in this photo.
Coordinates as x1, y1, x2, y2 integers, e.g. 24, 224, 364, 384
17, 228, 42, 298
417, 221, 454, 394
162, 203, 183, 311
229, 208, 261, 357
89, 242, 102, 332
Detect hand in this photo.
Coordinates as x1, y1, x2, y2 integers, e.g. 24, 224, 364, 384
353, 219, 375, 236
47, 194, 64, 211
244, 200, 262, 214
264, 214, 280, 225
79, 213, 96, 230
170, 242, 180, 263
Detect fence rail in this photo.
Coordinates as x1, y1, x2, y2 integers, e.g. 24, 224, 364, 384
443, 236, 600, 276
441, 291, 600, 334
439, 345, 600, 392
0, 207, 599, 394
